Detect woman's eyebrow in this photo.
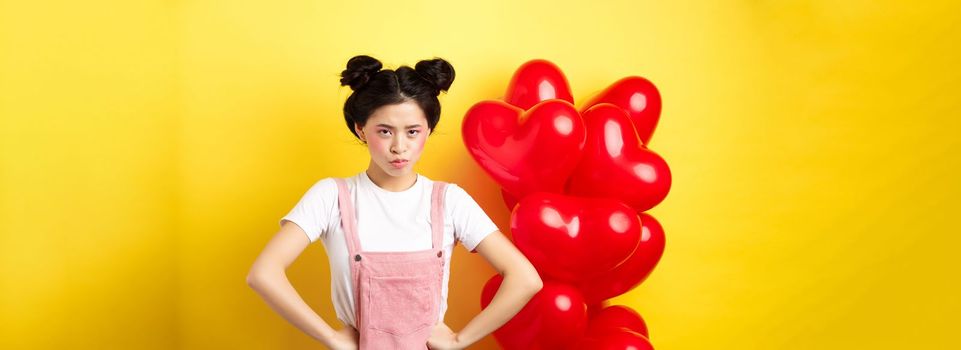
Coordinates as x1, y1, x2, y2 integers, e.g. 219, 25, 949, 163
375, 124, 423, 129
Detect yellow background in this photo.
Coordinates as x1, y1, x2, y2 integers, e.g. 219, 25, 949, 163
2, 0, 959, 349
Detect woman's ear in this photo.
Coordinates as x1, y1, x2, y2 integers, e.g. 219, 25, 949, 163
354, 122, 366, 142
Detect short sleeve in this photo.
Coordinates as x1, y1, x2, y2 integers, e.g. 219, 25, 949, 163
445, 183, 499, 253
279, 178, 338, 244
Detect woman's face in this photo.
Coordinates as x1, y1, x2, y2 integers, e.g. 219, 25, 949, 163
354, 101, 430, 178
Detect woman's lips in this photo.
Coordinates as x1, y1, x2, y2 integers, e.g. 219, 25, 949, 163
390, 160, 408, 168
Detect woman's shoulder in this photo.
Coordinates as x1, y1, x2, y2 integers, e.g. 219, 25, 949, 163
316, 173, 364, 188
298, 177, 340, 200
438, 181, 474, 204
314, 176, 340, 187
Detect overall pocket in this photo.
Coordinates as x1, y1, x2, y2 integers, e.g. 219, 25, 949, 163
365, 273, 437, 336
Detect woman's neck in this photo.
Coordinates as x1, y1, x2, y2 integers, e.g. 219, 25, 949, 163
365, 164, 417, 192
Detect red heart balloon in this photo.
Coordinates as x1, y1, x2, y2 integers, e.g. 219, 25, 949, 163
463, 99, 586, 199
576, 328, 655, 350
576, 212, 665, 303
510, 192, 642, 282
481, 275, 588, 350
566, 103, 671, 212
587, 305, 649, 338
580, 76, 662, 145
504, 59, 574, 110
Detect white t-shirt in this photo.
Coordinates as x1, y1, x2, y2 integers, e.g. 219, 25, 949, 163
279, 171, 499, 327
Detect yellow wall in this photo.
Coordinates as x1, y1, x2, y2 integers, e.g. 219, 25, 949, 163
2, 1, 959, 349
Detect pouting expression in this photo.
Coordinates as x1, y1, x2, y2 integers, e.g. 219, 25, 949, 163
354, 101, 430, 177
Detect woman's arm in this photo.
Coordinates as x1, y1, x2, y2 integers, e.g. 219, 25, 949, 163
454, 230, 543, 347
246, 221, 357, 349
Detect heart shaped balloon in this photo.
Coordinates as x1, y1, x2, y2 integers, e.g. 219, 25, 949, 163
576, 212, 665, 303
463, 99, 586, 199
481, 275, 588, 350
566, 103, 671, 212
580, 76, 662, 145
504, 59, 574, 110
575, 327, 655, 350
587, 305, 649, 338
510, 192, 642, 282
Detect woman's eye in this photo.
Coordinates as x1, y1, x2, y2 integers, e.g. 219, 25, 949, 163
378, 130, 391, 136
408, 130, 420, 136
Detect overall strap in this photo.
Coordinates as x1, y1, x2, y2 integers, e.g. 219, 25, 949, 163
430, 181, 448, 250
333, 178, 362, 256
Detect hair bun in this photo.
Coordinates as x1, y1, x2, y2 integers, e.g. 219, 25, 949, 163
414, 58, 455, 94
340, 55, 383, 90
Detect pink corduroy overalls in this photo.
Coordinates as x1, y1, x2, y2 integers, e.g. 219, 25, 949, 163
334, 177, 448, 350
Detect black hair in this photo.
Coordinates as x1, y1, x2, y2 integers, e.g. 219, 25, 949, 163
339, 55, 455, 141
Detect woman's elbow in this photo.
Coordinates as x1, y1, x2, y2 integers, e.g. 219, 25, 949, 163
246, 264, 275, 289
523, 267, 543, 294
246, 269, 263, 289
504, 265, 542, 296
529, 273, 543, 293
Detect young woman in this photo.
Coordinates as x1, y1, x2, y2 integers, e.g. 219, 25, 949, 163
246, 55, 543, 350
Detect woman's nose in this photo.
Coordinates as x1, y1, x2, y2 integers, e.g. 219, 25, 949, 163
391, 138, 408, 154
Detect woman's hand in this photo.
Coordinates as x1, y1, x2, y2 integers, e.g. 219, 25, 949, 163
324, 325, 359, 350
426, 322, 463, 350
